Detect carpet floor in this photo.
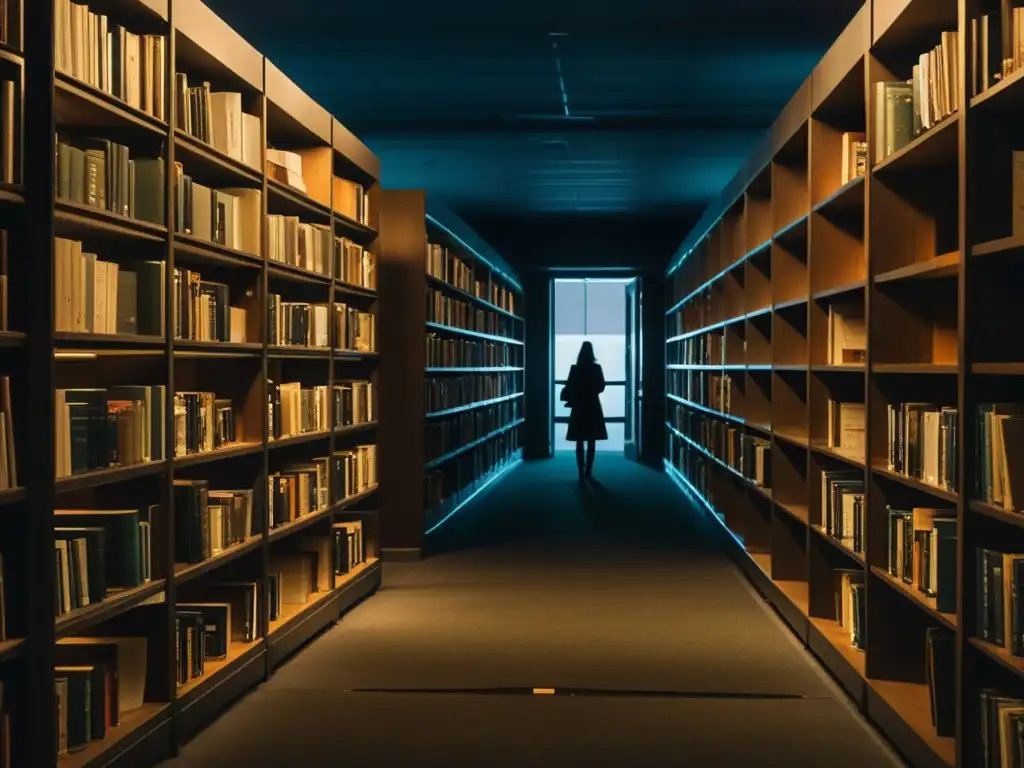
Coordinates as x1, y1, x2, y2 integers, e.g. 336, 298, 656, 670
162, 454, 905, 767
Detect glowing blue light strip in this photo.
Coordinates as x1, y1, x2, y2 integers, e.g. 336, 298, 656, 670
425, 214, 523, 293
424, 457, 523, 535
663, 459, 748, 552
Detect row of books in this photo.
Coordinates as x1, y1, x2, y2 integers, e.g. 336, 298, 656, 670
666, 370, 732, 414
424, 428, 520, 514
175, 75, 261, 171
667, 331, 727, 367
838, 132, 868, 187
267, 449, 375, 529
886, 402, 958, 492
971, 8, 1022, 97
874, 30, 959, 164
827, 400, 865, 457
667, 289, 714, 336
888, 507, 956, 614
173, 392, 236, 457
424, 373, 519, 414
977, 547, 1024, 657
54, 635, 148, 756
174, 481, 258, 565
55, 386, 167, 477
268, 215, 331, 276
826, 303, 865, 366
336, 381, 374, 428
264, 151, 372, 229
427, 243, 472, 293
54, 239, 165, 337
56, 137, 165, 225
54, 0, 166, 120
267, 297, 375, 352
426, 287, 517, 341
173, 167, 260, 254
269, 381, 330, 439
834, 568, 866, 650
174, 267, 246, 343
336, 239, 376, 291
54, 508, 154, 616
822, 470, 864, 555
978, 403, 1024, 512
424, 400, 521, 463
425, 334, 522, 368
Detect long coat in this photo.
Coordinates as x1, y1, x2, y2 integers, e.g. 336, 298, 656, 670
564, 362, 608, 441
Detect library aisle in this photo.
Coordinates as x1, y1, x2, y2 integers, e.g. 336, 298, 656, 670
163, 455, 903, 767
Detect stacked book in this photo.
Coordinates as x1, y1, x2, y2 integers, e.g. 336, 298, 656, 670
268, 381, 330, 439
268, 215, 332, 276
826, 303, 865, 365
333, 520, 366, 574
269, 458, 330, 529
54, 636, 148, 755
175, 75, 261, 170
173, 267, 247, 343
334, 304, 375, 352
56, 137, 165, 225
889, 507, 957, 613
173, 480, 258, 565
172, 392, 236, 457
977, 403, 1024, 512
834, 569, 866, 650
267, 149, 305, 193
822, 470, 865, 555
268, 297, 330, 348
54, 0, 166, 119
887, 402, 958, 491
827, 400, 866, 458
874, 29, 959, 163
173, 168, 261, 254
334, 381, 374, 428
55, 386, 166, 477
336, 238, 376, 290
54, 240, 165, 336
332, 445, 377, 500
54, 508, 154, 616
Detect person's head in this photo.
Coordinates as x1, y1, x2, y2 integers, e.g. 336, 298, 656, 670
577, 341, 596, 365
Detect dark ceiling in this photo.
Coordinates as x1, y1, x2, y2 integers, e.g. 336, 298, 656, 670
206, 0, 864, 268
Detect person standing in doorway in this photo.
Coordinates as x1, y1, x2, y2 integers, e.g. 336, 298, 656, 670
562, 341, 608, 480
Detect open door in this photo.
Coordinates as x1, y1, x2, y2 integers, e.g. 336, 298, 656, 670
623, 278, 641, 460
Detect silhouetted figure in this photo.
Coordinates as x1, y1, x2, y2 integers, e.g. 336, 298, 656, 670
562, 341, 607, 480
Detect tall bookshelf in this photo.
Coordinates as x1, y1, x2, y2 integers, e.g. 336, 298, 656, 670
4, 0, 385, 764
663, 0, 1024, 766
378, 193, 524, 558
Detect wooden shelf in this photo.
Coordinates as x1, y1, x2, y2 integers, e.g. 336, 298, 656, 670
425, 392, 523, 419
174, 535, 263, 585
425, 321, 523, 345
810, 442, 866, 469
269, 506, 334, 542
334, 280, 378, 299
267, 178, 332, 220
268, 430, 331, 449
268, 260, 333, 286
871, 566, 956, 630
872, 464, 959, 503
776, 500, 809, 525
873, 114, 959, 174
972, 362, 1024, 376
811, 525, 865, 564
174, 232, 263, 270
268, 558, 379, 638
333, 210, 378, 242
176, 639, 264, 698
55, 198, 168, 241
809, 616, 866, 678
267, 345, 331, 359
811, 280, 866, 301
174, 128, 262, 186
867, 679, 955, 768
872, 363, 958, 375
424, 418, 525, 470
969, 636, 1024, 682
58, 703, 170, 768
56, 71, 168, 135
55, 580, 166, 638
969, 499, 1024, 529
173, 340, 263, 357
812, 175, 865, 215
426, 366, 524, 374
172, 442, 263, 468
55, 461, 164, 493
875, 253, 959, 284
0, 638, 24, 663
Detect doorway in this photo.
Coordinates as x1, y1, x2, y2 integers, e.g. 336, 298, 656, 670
552, 277, 641, 455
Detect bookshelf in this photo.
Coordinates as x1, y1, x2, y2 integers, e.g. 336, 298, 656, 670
661, 1, 1024, 766
12, 0, 384, 764
377, 193, 524, 558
